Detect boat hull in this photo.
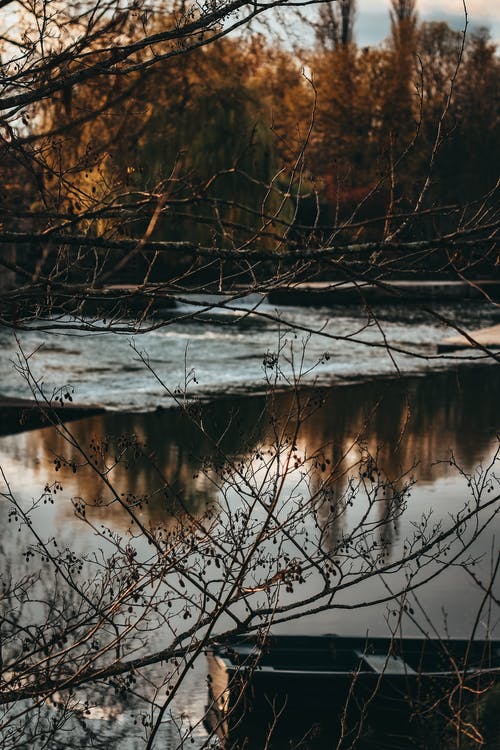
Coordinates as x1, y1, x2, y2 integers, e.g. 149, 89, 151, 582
204, 634, 500, 749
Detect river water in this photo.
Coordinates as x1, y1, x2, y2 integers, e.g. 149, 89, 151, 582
0, 299, 499, 748
0, 295, 498, 409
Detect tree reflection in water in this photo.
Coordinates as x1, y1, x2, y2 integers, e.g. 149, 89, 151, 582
0, 364, 498, 748
6, 363, 498, 541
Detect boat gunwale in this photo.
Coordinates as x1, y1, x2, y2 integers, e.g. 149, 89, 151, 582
209, 634, 500, 679
220, 661, 500, 678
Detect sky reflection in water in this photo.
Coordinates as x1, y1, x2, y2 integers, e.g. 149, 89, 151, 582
0, 327, 499, 746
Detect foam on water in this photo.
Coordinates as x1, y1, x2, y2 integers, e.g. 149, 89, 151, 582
0, 298, 497, 410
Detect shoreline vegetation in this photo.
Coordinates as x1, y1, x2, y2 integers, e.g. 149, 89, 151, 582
1, 4, 499, 321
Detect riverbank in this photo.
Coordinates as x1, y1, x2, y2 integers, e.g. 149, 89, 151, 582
0, 396, 105, 436
438, 323, 500, 352
267, 280, 500, 307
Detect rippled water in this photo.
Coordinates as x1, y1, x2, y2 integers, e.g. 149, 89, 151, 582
0, 296, 498, 409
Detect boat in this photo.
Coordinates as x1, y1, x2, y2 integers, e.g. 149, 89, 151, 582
205, 633, 500, 749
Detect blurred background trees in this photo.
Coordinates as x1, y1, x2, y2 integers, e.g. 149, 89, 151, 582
12, 1, 500, 226
0, 0, 498, 308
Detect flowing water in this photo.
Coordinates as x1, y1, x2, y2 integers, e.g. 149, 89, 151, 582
0, 295, 498, 409
0, 300, 499, 748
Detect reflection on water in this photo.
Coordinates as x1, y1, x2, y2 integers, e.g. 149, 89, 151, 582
0, 365, 499, 747
6, 364, 499, 529
0, 365, 498, 550
1, 365, 498, 617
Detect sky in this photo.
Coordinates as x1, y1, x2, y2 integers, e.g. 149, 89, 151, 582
355, 0, 500, 46
1, 1, 498, 51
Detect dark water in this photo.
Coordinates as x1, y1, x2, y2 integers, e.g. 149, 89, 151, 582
6, 363, 499, 513
0, 363, 499, 747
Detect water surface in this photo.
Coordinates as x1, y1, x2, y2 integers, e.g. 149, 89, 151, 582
1, 365, 499, 746
1, 297, 498, 409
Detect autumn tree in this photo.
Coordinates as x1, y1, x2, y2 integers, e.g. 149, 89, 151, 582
379, 0, 419, 169
436, 27, 500, 203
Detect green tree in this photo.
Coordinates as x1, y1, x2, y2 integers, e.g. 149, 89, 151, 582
128, 40, 291, 250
